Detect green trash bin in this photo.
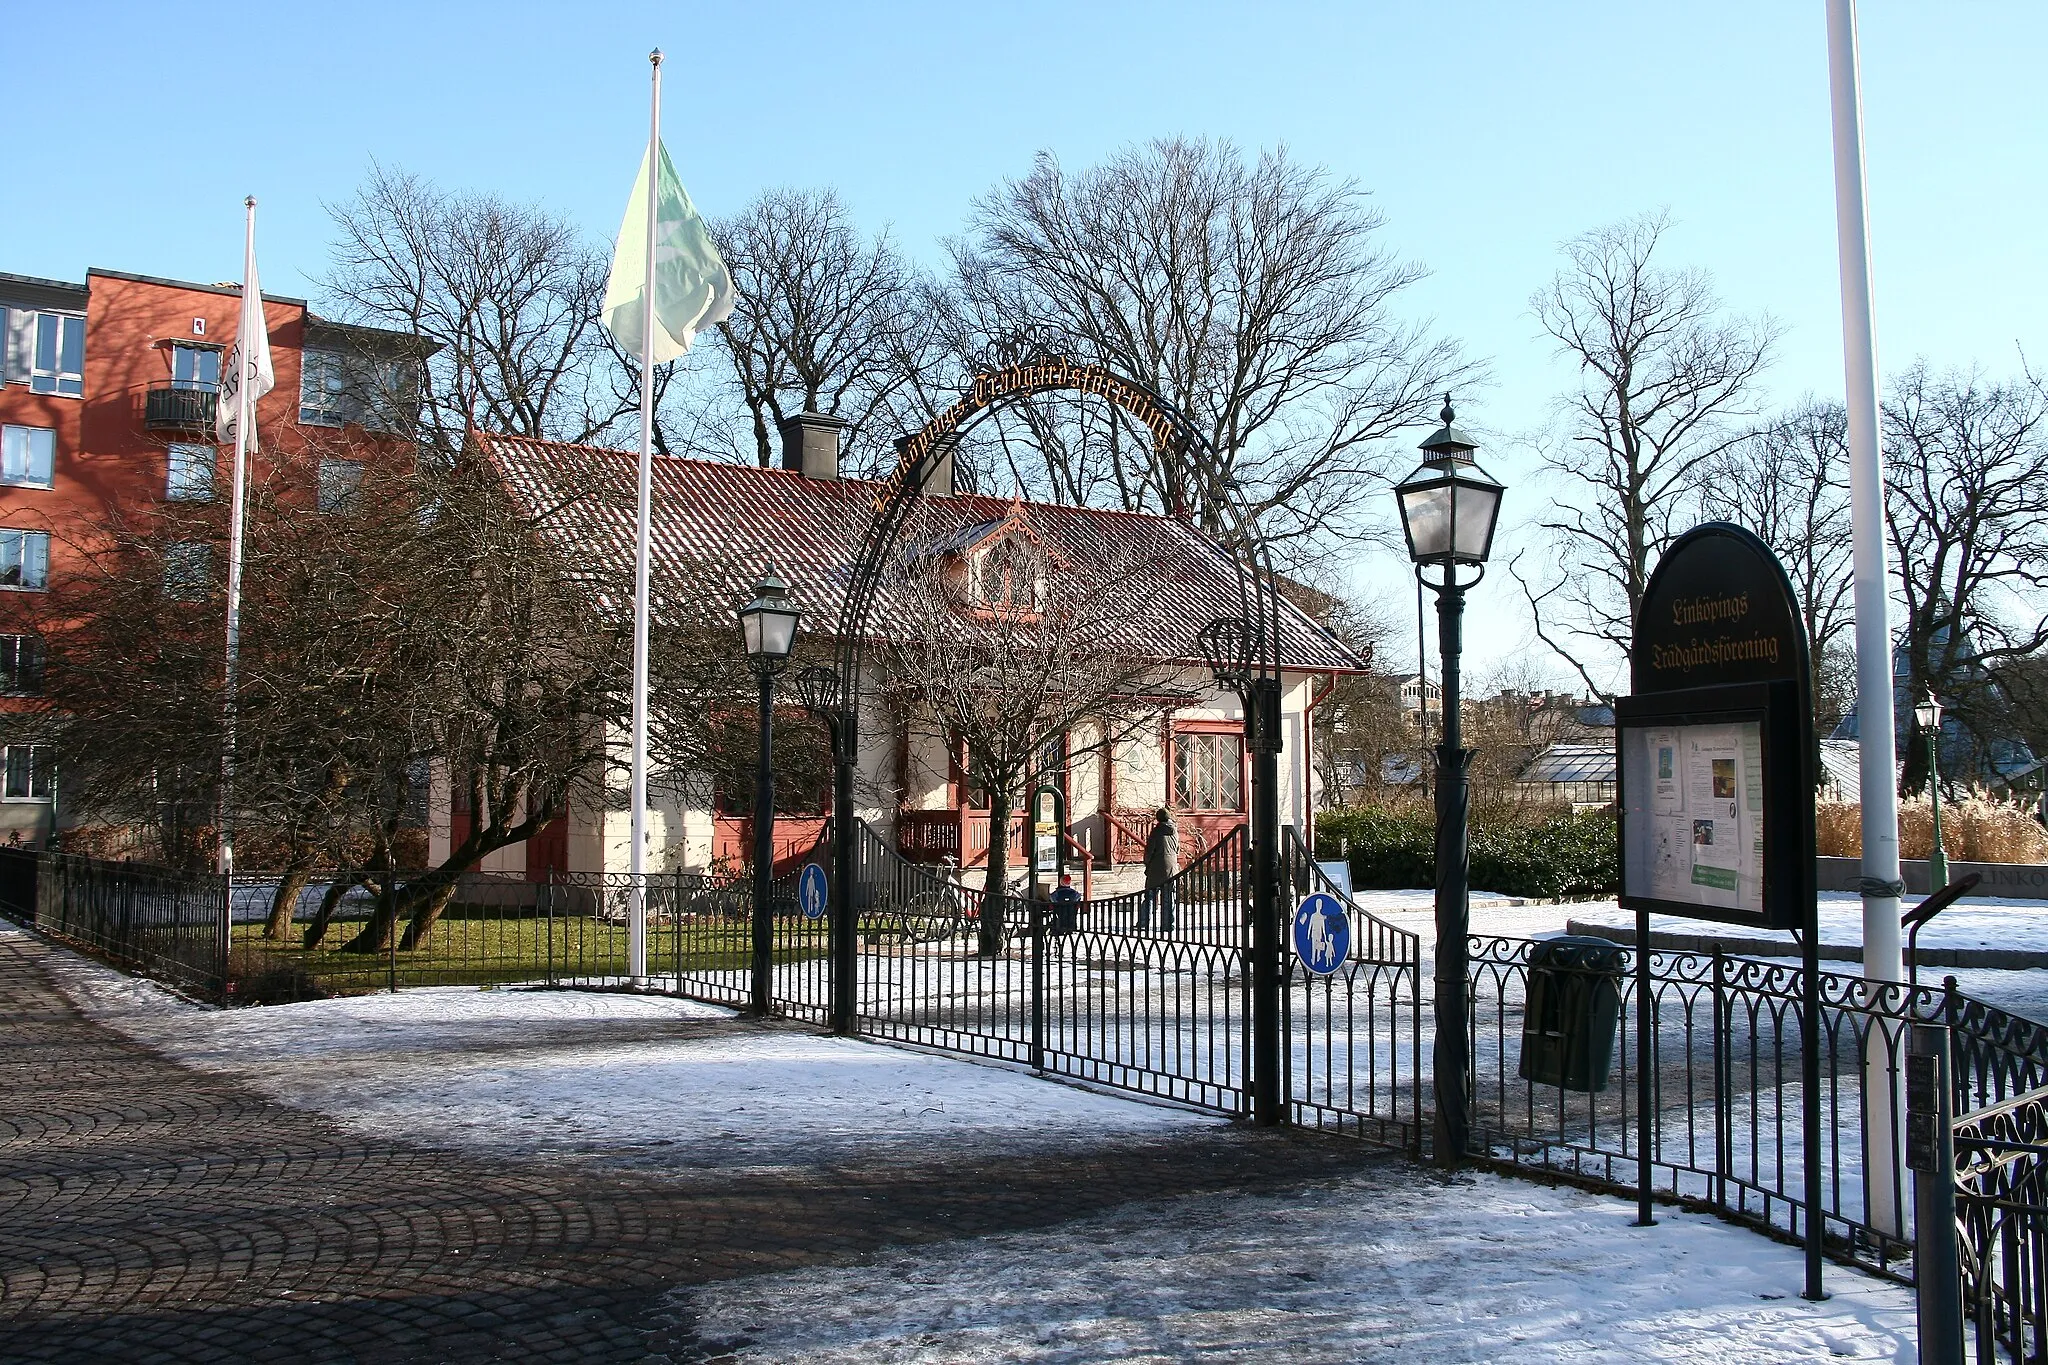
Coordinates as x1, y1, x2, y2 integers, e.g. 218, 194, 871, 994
1519, 935, 1626, 1093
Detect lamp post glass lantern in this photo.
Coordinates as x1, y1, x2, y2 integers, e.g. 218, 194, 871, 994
739, 562, 802, 1016
740, 563, 802, 662
1393, 395, 1505, 1166
1394, 400, 1504, 566
1916, 692, 1949, 889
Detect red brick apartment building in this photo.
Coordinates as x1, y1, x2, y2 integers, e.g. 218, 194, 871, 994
0, 267, 420, 846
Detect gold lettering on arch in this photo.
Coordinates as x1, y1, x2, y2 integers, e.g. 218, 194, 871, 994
880, 361, 1187, 507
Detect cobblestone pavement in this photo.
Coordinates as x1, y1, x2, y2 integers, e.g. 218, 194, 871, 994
0, 933, 1398, 1363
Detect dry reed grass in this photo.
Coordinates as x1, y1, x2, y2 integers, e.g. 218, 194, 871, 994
1816, 795, 2048, 863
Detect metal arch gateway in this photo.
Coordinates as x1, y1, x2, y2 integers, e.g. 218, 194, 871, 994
800, 340, 1296, 1125
887, 357, 1193, 494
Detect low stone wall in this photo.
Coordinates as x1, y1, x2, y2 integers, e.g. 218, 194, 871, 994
1816, 855, 2048, 900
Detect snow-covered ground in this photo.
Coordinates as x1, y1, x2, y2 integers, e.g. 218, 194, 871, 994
22, 924, 1927, 1359
40, 931, 1216, 1167
1357, 888, 1572, 942
1565, 890, 2048, 958
675, 1170, 1916, 1363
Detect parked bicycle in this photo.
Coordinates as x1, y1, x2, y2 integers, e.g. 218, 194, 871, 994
868, 857, 978, 945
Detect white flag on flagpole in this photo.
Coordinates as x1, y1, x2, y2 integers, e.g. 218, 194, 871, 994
215, 256, 275, 449
601, 140, 735, 363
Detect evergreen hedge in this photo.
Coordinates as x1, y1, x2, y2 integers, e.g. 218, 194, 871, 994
1314, 805, 1619, 900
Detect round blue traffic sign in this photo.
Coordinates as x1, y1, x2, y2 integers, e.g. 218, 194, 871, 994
1292, 891, 1351, 976
799, 863, 829, 920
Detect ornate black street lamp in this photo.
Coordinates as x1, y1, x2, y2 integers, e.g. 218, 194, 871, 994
739, 562, 802, 1015
1916, 691, 1949, 889
1393, 396, 1505, 1165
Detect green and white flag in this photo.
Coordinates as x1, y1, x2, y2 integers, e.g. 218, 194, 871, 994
601, 141, 734, 363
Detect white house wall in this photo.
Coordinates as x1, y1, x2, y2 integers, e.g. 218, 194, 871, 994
853, 681, 900, 833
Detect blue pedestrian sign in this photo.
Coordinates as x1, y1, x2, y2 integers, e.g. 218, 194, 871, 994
798, 863, 829, 920
1292, 891, 1351, 976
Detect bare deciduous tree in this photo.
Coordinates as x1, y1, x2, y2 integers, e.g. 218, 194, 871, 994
27, 428, 752, 956
321, 165, 641, 452
950, 138, 1475, 570
1518, 210, 1778, 696
1700, 399, 1855, 725
27, 433, 436, 913
1287, 588, 1397, 811
1882, 363, 2048, 791
707, 188, 946, 475
874, 505, 1190, 954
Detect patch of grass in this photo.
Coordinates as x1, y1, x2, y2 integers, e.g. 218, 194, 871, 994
229, 912, 830, 997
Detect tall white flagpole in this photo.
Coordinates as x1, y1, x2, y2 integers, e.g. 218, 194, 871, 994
1826, 0, 1905, 1235
219, 195, 257, 882
629, 51, 662, 984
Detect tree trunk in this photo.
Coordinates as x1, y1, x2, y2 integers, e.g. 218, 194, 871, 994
301, 869, 364, 949
263, 858, 314, 941
397, 880, 462, 952
341, 881, 403, 954
979, 788, 1011, 958
338, 846, 412, 954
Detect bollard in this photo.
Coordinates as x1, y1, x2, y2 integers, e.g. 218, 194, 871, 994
1907, 1022, 1964, 1365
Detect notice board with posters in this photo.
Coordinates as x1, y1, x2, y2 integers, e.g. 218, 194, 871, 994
1615, 524, 1815, 932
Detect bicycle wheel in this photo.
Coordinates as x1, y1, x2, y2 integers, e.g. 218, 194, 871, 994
909, 889, 967, 943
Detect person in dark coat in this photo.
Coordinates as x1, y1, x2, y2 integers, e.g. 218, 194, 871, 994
1138, 807, 1178, 933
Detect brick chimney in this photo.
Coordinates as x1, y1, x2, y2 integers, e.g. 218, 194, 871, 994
779, 411, 847, 480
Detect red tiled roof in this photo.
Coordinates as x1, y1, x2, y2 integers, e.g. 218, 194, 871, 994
479, 432, 1365, 674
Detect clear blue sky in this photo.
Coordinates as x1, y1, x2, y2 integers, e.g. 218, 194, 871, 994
8, 1, 2041, 680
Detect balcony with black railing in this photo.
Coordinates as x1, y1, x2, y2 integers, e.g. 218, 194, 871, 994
144, 386, 218, 433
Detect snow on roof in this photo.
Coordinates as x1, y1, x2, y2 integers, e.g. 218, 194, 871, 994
479, 431, 1367, 674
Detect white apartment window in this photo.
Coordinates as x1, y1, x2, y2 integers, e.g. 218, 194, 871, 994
1, 426, 55, 489
29, 313, 85, 397
170, 343, 221, 392
0, 531, 50, 590
2, 744, 56, 801
166, 443, 216, 502
300, 347, 347, 426
163, 542, 210, 599
0, 635, 44, 695
318, 459, 363, 513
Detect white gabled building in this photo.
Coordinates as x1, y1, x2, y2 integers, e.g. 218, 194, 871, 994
439, 414, 1365, 881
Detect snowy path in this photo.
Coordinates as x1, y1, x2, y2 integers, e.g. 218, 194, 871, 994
45, 944, 1215, 1169
678, 1170, 1916, 1363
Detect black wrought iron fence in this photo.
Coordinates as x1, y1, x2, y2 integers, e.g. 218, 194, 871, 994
233, 870, 605, 997
219, 857, 837, 1006
1282, 829, 1426, 1153
1458, 937, 2048, 1283
1955, 1083, 2048, 1365
19, 851, 227, 999
850, 823, 1019, 1061
846, 821, 1263, 1115
1039, 827, 1251, 1113
33, 832, 2048, 1345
